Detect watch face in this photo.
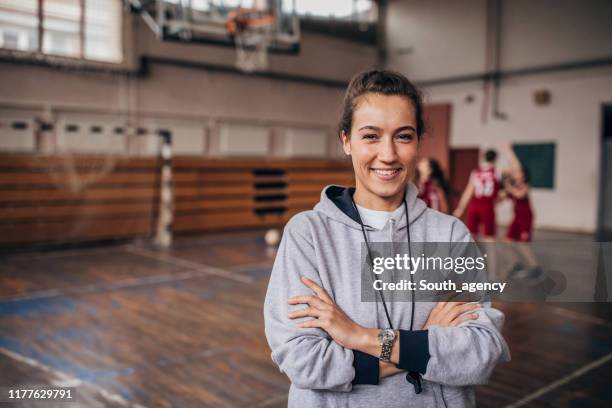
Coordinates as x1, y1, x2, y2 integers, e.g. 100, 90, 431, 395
378, 329, 395, 343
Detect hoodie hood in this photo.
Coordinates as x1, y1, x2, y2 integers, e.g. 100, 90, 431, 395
313, 183, 427, 231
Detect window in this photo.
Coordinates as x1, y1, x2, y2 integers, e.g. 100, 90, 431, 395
0, 0, 122, 62
164, 0, 377, 23
0, 1, 38, 52
289, 0, 376, 22
1, 30, 21, 49
84, 0, 122, 61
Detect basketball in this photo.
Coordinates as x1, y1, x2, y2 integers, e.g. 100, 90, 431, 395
264, 228, 281, 246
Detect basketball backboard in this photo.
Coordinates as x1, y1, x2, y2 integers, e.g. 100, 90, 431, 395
125, 0, 300, 54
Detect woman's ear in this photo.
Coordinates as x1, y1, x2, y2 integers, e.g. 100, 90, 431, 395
340, 131, 351, 156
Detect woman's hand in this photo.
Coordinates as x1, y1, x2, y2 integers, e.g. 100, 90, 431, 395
423, 301, 481, 329
288, 276, 365, 350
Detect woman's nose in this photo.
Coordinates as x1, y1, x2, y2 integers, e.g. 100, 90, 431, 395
378, 137, 398, 162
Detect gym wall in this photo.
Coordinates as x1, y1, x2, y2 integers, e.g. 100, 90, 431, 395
0, 8, 377, 159
386, 0, 612, 233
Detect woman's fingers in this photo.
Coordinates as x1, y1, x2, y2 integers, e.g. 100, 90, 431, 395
287, 295, 330, 310
287, 307, 321, 319
300, 276, 334, 304
433, 301, 446, 310
444, 303, 481, 324
440, 301, 466, 315
461, 303, 482, 312
426, 302, 482, 327
448, 302, 480, 316
295, 318, 323, 329
450, 312, 480, 327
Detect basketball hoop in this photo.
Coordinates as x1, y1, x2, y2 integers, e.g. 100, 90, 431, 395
43, 153, 117, 194
227, 8, 276, 73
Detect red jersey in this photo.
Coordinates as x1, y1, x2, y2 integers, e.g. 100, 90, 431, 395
466, 166, 500, 237
512, 195, 533, 219
507, 192, 533, 242
469, 167, 500, 204
418, 180, 442, 211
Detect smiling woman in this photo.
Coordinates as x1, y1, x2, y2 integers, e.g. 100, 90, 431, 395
263, 69, 510, 408
341, 93, 419, 211
337, 70, 424, 212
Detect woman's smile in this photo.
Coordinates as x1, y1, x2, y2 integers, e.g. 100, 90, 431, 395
370, 167, 403, 180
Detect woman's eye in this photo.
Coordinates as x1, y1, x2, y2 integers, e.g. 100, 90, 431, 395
397, 134, 415, 142
362, 134, 378, 140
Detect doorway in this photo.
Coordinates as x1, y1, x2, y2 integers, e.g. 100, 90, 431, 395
598, 104, 612, 241
449, 148, 480, 215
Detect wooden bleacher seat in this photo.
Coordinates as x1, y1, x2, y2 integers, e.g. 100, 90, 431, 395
0, 154, 354, 248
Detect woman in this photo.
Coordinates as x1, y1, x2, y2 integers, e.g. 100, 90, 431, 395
417, 158, 451, 213
502, 144, 534, 243
500, 144, 541, 279
452, 149, 500, 241
264, 70, 509, 408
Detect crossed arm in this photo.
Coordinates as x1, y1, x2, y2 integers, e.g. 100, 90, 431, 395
287, 276, 481, 380
263, 220, 510, 391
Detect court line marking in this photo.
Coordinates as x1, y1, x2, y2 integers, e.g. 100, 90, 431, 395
251, 393, 288, 408
124, 247, 255, 284
0, 256, 272, 303
0, 246, 127, 261
231, 260, 274, 273
505, 351, 612, 407
0, 347, 147, 408
0, 288, 64, 302
0, 266, 253, 303
169, 233, 265, 248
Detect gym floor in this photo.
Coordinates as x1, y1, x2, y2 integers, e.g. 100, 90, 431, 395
1, 229, 610, 408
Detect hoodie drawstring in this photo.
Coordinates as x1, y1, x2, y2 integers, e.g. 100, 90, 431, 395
351, 193, 423, 394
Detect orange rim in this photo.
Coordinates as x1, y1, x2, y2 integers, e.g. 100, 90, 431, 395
227, 8, 276, 35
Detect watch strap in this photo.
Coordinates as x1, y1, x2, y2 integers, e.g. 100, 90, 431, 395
378, 329, 395, 362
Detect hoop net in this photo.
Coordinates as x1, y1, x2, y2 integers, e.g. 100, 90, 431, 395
235, 28, 272, 72
42, 153, 117, 194
227, 8, 275, 73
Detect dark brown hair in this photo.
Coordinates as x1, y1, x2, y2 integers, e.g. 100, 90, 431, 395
338, 69, 425, 139
484, 149, 498, 163
427, 158, 452, 198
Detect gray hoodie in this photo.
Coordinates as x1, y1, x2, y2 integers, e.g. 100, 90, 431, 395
263, 183, 510, 408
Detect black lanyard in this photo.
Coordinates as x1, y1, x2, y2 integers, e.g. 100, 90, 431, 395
351, 192, 423, 394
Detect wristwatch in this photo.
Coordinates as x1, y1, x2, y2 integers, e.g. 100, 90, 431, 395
377, 329, 396, 362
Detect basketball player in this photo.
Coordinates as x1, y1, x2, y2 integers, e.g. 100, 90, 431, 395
453, 149, 500, 241
417, 158, 450, 213
500, 144, 542, 280
502, 144, 533, 243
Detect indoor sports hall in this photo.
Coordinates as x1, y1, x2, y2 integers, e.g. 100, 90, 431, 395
0, 1, 611, 407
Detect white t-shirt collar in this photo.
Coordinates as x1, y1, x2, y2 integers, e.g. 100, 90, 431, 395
355, 203, 404, 230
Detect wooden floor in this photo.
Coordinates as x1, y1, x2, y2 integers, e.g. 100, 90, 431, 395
0, 230, 611, 407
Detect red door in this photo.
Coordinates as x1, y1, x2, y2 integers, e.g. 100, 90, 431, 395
449, 148, 479, 216
420, 104, 451, 173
